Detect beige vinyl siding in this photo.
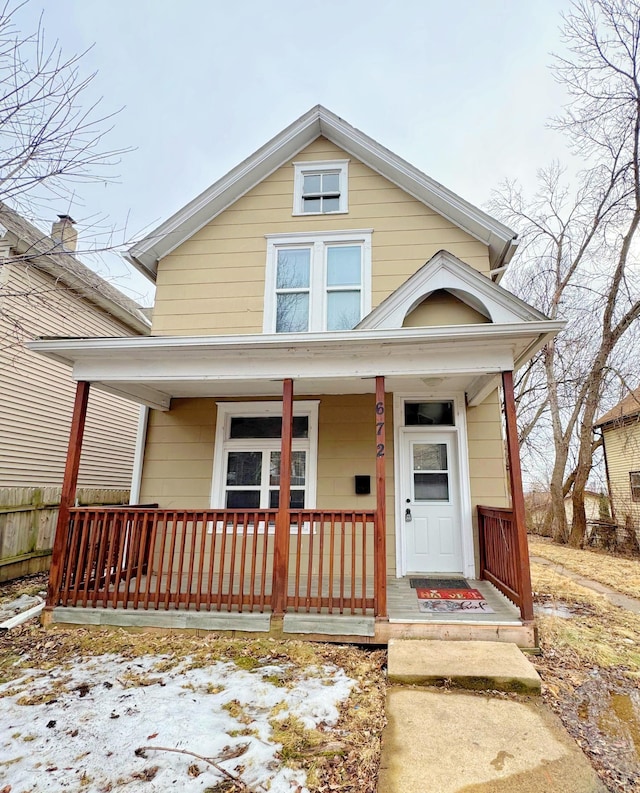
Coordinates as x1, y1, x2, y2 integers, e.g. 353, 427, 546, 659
402, 290, 491, 327
603, 422, 640, 529
152, 137, 491, 336
0, 263, 141, 488
139, 392, 511, 571
466, 390, 509, 510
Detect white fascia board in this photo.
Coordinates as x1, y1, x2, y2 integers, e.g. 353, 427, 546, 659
126, 105, 517, 279
26, 321, 565, 362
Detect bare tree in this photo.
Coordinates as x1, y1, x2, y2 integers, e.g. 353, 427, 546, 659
0, 0, 128, 212
492, 0, 640, 546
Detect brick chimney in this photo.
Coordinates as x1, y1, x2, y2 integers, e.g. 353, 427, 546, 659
51, 214, 77, 252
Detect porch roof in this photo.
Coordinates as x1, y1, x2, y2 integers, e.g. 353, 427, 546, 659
28, 321, 562, 410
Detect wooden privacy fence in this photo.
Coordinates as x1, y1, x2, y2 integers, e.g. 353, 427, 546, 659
54, 507, 378, 616
477, 506, 525, 612
0, 487, 129, 582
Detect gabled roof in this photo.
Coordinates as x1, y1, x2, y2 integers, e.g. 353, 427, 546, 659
126, 105, 518, 281
357, 250, 547, 330
0, 203, 150, 335
595, 386, 640, 428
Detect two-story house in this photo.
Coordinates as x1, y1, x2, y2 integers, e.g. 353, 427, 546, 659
30, 107, 562, 646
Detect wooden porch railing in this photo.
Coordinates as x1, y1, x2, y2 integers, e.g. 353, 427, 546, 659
288, 511, 376, 614
53, 506, 377, 616
477, 506, 525, 612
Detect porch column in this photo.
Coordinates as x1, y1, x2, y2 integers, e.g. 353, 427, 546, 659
502, 370, 534, 622
374, 376, 388, 617
46, 380, 90, 609
272, 378, 293, 616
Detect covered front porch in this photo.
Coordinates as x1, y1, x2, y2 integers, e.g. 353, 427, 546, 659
28, 324, 552, 647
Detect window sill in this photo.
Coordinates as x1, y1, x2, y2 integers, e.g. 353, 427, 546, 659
206, 520, 312, 535
291, 209, 349, 217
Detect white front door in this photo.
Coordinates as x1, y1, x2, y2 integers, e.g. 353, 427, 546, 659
401, 429, 463, 573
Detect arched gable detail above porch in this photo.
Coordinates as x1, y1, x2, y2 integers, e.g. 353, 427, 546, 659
358, 249, 548, 331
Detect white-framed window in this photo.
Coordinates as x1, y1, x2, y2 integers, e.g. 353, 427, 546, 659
631, 471, 640, 503
211, 401, 319, 515
293, 160, 349, 215
264, 230, 372, 333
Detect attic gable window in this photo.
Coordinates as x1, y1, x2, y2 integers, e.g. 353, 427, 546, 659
293, 160, 349, 215
264, 230, 372, 333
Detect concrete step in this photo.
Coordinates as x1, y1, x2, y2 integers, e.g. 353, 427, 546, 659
387, 639, 541, 693
379, 688, 606, 793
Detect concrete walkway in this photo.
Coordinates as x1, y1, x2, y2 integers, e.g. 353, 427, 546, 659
379, 640, 606, 793
531, 555, 640, 614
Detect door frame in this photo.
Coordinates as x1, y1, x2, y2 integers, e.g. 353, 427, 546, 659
393, 392, 474, 578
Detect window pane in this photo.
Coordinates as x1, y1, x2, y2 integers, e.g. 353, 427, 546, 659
226, 451, 262, 485
226, 490, 261, 509
327, 246, 361, 286
276, 249, 310, 288
303, 174, 321, 194
327, 290, 361, 331
229, 416, 309, 439
269, 489, 305, 509
414, 473, 449, 501
322, 172, 340, 193
405, 401, 454, 426
413, 444, 447, 471
302, 197, 321, 213
270, 451, 306, 486
276, 292, 309, 332
322, 196, 340, 212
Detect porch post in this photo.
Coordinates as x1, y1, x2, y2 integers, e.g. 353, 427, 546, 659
46, 380, 90, 609
374, 376, 388, 618
502, 370, 534, 621
272, 378, 293, 616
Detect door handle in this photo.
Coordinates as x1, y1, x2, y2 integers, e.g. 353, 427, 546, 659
405, 508, 412, 522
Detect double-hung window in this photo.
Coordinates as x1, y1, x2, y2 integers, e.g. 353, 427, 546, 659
293, 160, 348, 215
265, 230, 372, 333
631, 471, 640, 503
211, 401, 319, 515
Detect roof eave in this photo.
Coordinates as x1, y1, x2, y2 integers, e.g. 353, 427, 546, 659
126, 105, 517, 280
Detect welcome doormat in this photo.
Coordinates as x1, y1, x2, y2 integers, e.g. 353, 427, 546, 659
415, 585, 494, 614
417, 598, 494, 614
409, 578, 471, 589
416, 587, 484, 600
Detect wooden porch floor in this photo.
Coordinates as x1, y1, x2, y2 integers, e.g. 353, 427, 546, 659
49, 574, 527, 644
387, 578, 521, 625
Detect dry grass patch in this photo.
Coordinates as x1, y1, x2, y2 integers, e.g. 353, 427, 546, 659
532, 562, 640, 671
0, 623, 386, 792
529, 538, 640, 600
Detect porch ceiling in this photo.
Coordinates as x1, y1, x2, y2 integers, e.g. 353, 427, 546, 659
28, 322, 563, 410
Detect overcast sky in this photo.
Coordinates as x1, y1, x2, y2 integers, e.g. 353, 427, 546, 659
17, 0, 574, 305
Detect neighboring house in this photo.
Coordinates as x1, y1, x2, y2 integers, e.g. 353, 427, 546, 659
595, 387, 640, 539
30, 107, 562, 646
0, 204, 151, 578
526, 490, 605, 534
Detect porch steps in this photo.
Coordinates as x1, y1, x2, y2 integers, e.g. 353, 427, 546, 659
387, 639, 541, 694
283, 613, 375, 637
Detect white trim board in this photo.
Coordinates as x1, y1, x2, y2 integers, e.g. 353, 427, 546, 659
392, 392, 474, 579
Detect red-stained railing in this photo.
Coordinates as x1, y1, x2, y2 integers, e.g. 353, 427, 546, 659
53, 507, 377, 616
477, 506, 525, 613
288, 510, 376, 614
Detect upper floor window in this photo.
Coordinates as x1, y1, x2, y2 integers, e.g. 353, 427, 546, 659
264, 230, 372, 333
293, 160, 349, 215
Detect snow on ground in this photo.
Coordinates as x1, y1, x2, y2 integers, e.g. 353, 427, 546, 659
0, 652, 356, 792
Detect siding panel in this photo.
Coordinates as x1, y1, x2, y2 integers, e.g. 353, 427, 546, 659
0, 264, 141, 488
